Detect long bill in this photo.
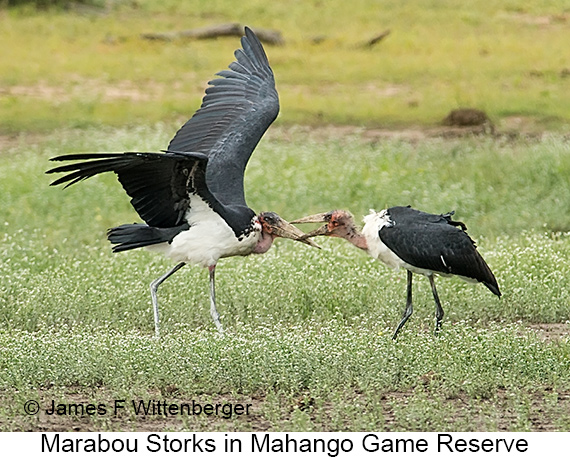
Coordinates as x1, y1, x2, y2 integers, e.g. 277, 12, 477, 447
271, 218, 321, 248
290, 213, 332, 239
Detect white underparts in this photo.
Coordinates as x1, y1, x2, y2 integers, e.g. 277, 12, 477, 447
362, 210, 408, 270
147, 195, 261, 268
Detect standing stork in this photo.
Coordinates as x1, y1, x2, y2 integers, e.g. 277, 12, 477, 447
47, 27, 317, 337
293, 206, 501, 338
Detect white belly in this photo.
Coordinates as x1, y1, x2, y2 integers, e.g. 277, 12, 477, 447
147, 196, 260, 267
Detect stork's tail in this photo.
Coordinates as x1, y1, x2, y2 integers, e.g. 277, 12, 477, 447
107, 223, 189, 252
483, 277, 501, 298
476, 254, 501, 297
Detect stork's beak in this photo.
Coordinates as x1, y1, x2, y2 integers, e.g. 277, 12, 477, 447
269, 217, 321, 249
291, 213, 332, 238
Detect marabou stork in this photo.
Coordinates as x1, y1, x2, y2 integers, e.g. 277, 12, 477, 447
47, 27, 317, 336
293, 206, 501, 338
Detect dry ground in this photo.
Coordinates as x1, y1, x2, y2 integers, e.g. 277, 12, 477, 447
9, 385, 570, 432
3, 323, 567, 432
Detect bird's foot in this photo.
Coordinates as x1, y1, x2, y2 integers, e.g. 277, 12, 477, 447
210, 309, 224, 335
434, 321, 443, 336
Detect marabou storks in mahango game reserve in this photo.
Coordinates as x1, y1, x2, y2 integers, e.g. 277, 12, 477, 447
293, 206, 501, 339
47, 27, 318, 337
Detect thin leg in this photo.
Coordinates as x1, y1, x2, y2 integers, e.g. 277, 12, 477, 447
393, 270, 414, 339
208, 265, 224, 334
150, 262, 185, 338
428, 274, 445, 335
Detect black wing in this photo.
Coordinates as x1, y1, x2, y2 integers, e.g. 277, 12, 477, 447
167, 26, 279, 208
380, 207, 501, 296
47, 28, 277, 234
47, 151, 208, 228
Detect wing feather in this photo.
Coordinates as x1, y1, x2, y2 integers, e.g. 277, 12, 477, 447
47, 152, 209, 228
167, 27, 279, 208
47, 28, 277, 235
379, 207, 500, 295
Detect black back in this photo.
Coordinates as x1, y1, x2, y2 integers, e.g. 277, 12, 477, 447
379, 206, 501, 296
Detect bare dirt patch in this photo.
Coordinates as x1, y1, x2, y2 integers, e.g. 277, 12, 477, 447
1, 119, 564, 156
0, 79, 184, 105
361, 388, 570, 432
501, 12, 570, 26
524, 323, 569, 342
266, 120, 557, 146
281, 82, 407, 98
0, 132, 46, 153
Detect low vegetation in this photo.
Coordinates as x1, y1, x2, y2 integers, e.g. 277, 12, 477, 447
1, 127, 569, 430
1, 0, 568, 433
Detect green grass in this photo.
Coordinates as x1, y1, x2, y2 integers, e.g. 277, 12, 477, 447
1, 323, 569, 431
1, 127, 569, 431
1, 0, 570, 131
2, 0, 569, 433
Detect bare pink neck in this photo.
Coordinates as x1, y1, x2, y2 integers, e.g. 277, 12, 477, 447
253, 232, 274, 254
335, 224, 368, 251
346, 231, 368, 251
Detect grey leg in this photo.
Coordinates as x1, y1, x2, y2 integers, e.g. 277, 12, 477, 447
393, 270, 414, 339
150, 262, 185, 338
428, 274, 444, 335
208, 265, 224, 334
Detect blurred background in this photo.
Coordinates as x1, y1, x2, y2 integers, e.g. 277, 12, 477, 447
0, 0, 569, 134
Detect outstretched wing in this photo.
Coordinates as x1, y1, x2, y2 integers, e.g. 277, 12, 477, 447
47, 28, 278, 234
47, 151, 209, 228
167, 26, 280, 208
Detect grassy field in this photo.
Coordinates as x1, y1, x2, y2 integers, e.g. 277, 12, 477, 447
0, 0, 569, 131
0, 0, 569, 433
1, 126, 569, 431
